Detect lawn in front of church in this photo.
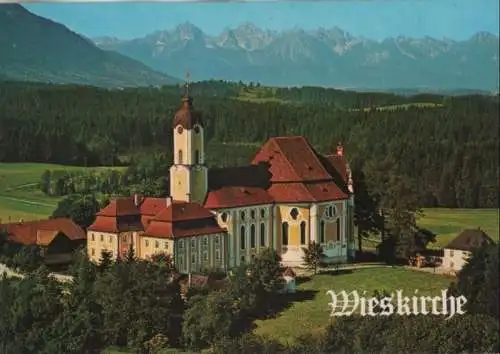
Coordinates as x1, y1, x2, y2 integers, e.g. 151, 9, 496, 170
253, 267, 453, 344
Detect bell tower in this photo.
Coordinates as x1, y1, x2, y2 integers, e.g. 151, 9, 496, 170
169, 73, 208, 204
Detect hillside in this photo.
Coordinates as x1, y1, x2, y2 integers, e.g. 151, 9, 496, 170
0, 81, 498, 210
94, 23, 499, 91
0, 4, 179, 88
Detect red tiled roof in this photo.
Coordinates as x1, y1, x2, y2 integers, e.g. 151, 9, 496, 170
251, 136, 332, 183
266, 181, 348, 203
139, 198, 169, 216
325, 154, 349, 184
154, 201, 215, 222
87, 217, 119, 233
203, 136, 351, 208
140, 200, 226, 239
97, 198, 139, 217
205, 186, 274, 209
0, 217, 86, 245
88, 136, 351, 224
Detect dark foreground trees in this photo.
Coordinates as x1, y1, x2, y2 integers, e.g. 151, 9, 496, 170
0, 244, 498, 353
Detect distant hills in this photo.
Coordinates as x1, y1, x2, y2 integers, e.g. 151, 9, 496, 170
0, 4, 179, 88
0, 4, 498, 92
94, 22, 500, 92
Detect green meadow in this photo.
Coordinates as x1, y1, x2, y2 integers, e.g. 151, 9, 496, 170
254, 267, 453, 344
0, 163, 121, 223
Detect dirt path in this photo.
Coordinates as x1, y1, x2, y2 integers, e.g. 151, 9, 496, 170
0, 195, 55, 207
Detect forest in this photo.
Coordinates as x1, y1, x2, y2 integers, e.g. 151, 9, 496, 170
0, 235, 498, 354
0, 80, 498, 209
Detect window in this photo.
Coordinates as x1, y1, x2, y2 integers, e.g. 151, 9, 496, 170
221, 212, 228, 223
320, 221, 325, 243
215, 235, 220, 245
145, 239, 149, 247
91, 234, 95, 241
179, 256, 184, 266
164, 242, 168, 249
240, 211, 246, 221
193, 125, 200, 134
109, 235, 112, 243
282, 222, 289, 246
260, 208, 266, 218
250, 209, 256, 219
336, 220, 341, 241
216, 250, 220, 260
122, 235, 127, 242
450, 261, 454, 268
91, 248, 95, 256
195, 150, 200, 164
300, 221, 307, 245
155, 241, 159, 249
260, 223, 266, 247
250, 224, 256, 248
240, 255, 246, 263
179, 240, 184, 249
178, 149, 183, 164
191, 239, 196, 249
450, 250, 454, 257
177, 126, 183, 134
100, 234, 104, 242
191, 254, 196, 264
203, 252, 208, 261
290, 208, 299, 220
240, 225, 246, 250
325, 205, 337, 218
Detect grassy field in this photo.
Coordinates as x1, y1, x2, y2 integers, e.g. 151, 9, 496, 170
0, 163, 121, 223
418, 208, 499, 248
254, 267, 452, 344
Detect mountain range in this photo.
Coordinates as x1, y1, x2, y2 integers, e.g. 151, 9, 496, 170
94, 22, 500, 91
0, 4, 498, 91
0, 4, 179, 88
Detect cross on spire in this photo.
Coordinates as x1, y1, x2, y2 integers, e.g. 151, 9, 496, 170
184, 71, 190, 97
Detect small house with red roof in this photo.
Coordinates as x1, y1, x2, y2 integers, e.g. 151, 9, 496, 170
87, 89, 355, 272
0, 217, 86, 264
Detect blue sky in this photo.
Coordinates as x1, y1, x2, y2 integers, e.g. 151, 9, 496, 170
25, 0, 499, 41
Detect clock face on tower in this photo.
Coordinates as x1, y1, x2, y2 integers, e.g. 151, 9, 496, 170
194, 126, 200, 134
177, 126, 183, 134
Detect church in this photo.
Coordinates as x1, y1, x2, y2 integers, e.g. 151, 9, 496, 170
87, 90, 356, 271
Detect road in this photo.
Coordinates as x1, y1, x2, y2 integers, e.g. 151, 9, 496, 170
0, 263, 73, 283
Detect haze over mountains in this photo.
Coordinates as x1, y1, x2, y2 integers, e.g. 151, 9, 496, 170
94, 22, 499, 91
0, 4, 179, 88
0, 3, 498, 91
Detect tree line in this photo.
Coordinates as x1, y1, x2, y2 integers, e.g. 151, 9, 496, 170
0, 238, 498, 353
1, 81, 498, 209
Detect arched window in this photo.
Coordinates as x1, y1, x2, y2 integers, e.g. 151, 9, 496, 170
195, 149, 200, 164
282, 222, 289, 246
260, 222, 266, 247
240, 225, 246, 250
250, 224, 256, 248
178, 149, 183, 164
300, 221, 306, 245
320, 220, 325, 244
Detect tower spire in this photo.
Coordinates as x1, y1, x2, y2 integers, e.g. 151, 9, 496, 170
184, 71, 190, 98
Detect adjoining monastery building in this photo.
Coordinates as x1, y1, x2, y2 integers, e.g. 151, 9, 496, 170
87, 92, 356, 271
